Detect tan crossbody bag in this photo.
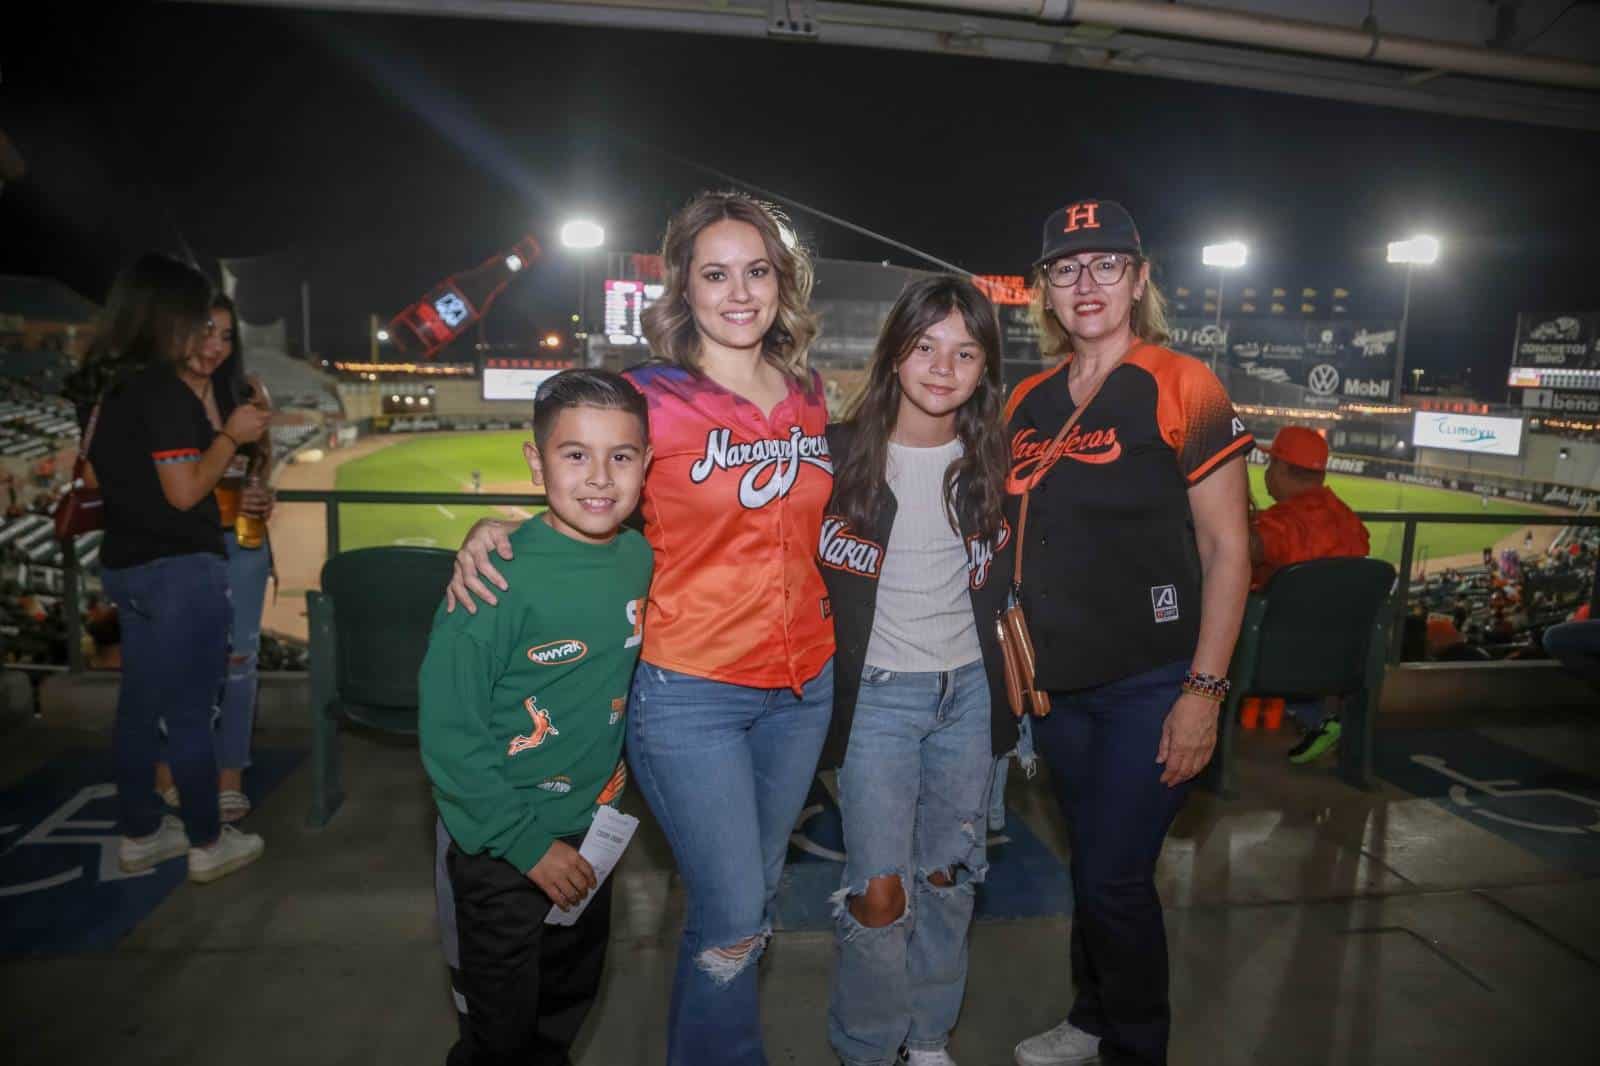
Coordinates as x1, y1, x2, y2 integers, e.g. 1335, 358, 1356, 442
995, 370, 1108, 719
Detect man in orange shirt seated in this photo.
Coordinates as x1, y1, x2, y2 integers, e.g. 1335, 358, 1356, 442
1247, 427, 1371, 763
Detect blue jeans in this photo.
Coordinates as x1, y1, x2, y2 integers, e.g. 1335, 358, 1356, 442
1032, 660, 1191, 1066
626, 658, 834, 1066
828, 660, 992, 1066
103, 553, 229, 846
218, 530, 271, 770
1545, 620, 1600, 684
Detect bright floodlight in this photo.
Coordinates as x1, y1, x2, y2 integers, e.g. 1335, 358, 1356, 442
375, 328, 391, 342
560, 219, 605, 250
1202, 240, 1248, 269
1387, 235, 1441, 265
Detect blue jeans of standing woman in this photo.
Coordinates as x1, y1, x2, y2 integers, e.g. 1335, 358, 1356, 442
102, 552, 230, 847
218, 530, 271, 770
1031, 660, 1192, 1066
625, 658, 834, 1066
828, 659, 992, 1066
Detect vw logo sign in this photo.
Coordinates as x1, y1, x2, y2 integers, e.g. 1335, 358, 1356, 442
1307, 363, 1340, 396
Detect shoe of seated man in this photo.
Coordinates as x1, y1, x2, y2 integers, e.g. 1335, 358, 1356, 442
1287, 718, 1342, 765
1014, 1019, 1100, 1065
118, 815, 190, 873
188, 825, 265, 884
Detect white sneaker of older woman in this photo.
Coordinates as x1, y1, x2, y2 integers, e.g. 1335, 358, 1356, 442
1013, 1019, 1101, 1065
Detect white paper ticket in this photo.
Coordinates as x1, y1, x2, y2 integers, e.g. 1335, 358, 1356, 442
544, 806, 639, 926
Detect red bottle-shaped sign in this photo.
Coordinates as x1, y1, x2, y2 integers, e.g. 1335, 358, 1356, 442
390, 236, 542, 358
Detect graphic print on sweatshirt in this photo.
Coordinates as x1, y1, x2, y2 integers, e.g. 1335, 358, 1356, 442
508, 695, 559, 756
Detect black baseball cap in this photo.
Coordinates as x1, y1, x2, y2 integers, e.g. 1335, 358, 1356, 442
1033, 199, 1143, 269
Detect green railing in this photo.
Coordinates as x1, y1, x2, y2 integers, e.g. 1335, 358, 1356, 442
53, 496, 1600, 673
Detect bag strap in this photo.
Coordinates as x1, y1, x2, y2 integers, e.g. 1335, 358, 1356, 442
73, 402, 103, 475
1012, 359, 1116, 590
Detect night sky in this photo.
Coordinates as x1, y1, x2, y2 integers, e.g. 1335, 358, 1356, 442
5, 1, 1598, 394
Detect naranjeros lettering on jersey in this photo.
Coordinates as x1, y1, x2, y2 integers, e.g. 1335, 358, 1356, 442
689, 424, 832, 508
1003, 343, 1253, 692
818, 517, 884, 577
623, 363, 835, 692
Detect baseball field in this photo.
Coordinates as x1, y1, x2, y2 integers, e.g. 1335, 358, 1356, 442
326, 432, 1545, 564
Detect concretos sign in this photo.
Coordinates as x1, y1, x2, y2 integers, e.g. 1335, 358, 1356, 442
1512, 312, 1599, 370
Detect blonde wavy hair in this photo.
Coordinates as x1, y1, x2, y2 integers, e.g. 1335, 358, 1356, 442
1027, 257, 1171, 360
641, 191, 819, 385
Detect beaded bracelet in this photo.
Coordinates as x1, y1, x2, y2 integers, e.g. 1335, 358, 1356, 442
1181, 670, 1230, 703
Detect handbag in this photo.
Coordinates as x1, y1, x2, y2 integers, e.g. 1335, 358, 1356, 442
995, 368, 1109, 719
53, 402, 104, 542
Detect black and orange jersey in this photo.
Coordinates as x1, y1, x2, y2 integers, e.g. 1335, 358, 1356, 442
1004, 343, 1252, 691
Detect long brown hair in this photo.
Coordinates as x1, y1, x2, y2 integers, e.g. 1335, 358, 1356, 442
640, 191, 819, 385
1027, 257, 1171, 360
832, 275, 1007, 542
66, 253, 213, 406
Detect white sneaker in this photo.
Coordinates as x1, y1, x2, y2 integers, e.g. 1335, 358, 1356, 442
1014, 1019, 1101, 1065
118, 815, 190, 872
906, 1049, 958, 1066
187, 825, 265, 884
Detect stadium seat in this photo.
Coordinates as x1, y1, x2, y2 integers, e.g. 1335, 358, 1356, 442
1204, 557, 1398, 797
305, 546, 455, 827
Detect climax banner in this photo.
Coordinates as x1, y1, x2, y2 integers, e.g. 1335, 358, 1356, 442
1169, 317, 1401, 401
1512, 312, 1600, 370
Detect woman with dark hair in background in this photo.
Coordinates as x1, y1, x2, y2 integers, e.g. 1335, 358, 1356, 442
154, 293, 274, 822
1005, 201, 1252, 1066
74, 253, 272, 884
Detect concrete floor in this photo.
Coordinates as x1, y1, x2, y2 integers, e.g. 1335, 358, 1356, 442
3, 709, 1599, 1066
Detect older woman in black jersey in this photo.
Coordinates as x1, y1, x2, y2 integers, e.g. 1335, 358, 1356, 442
1005, 201, 1252, 1066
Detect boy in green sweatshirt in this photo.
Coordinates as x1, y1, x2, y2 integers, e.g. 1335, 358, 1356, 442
420, 369, 652, 1065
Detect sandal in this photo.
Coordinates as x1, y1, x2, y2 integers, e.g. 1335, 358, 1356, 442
219, 790, 252, 823
160, 786, 180, 809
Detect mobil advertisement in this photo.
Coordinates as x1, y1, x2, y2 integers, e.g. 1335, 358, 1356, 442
1169, 317, 1400, 401
1410, 411, 1525, 458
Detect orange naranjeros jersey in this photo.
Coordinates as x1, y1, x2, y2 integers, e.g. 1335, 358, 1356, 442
623, 363, 835, 692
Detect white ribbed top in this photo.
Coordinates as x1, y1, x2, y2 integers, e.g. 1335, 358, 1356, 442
864, 439, 983, 672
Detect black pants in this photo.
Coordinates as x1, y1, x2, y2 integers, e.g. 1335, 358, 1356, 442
1032, 661, 1192, 1066
443, 835, 614, 1066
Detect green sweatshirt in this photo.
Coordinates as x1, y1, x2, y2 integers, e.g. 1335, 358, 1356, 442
419, 517, 652, 874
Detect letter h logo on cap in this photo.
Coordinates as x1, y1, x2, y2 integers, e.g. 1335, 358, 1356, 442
1062, 201, 1101, 233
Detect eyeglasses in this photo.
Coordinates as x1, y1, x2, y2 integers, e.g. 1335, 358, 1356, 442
1044, 255, 1136, 289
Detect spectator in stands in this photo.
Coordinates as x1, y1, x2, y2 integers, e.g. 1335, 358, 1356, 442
71, 253, 271, 884
1006, 200, 1252, 1066
1544, 604, 1599, 686
1246, 426, 1370, 764
152, 293, 274, 822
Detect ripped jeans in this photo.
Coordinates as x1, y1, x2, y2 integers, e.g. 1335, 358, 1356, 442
217, 530, 271, 770
626, 658, 834, 1066
829, 659, 992, 1066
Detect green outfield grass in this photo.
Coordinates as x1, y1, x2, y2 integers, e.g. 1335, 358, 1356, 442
1246, 466, 1541, 567
334, 434, 1548, 566
334, 431, 543, 551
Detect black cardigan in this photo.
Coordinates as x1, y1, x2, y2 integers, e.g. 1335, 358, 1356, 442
818, 422, 1019, 768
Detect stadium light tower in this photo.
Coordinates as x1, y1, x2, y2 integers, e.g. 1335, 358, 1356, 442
560, 219, 605, 356
1202, 240, 1247, 330
1387, 234, 1441, 402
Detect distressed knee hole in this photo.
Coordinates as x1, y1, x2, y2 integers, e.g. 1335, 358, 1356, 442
694, 928, 770, 985
921, 858, 987, 893
829, 870, 910, 932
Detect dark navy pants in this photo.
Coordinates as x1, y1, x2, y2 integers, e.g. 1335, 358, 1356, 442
1032, 660, 1192, 1066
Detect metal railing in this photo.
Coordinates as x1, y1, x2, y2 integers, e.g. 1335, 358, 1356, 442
49, 496, 1599, 673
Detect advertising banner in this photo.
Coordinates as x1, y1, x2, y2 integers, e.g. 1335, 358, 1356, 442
1512, 312, 1599, 370
1410, 411, 1525, 457
1245, 446, 1596, 509
1170, 317, 1401, 401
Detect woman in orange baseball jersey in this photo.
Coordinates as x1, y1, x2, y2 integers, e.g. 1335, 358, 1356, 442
1005, 201, 1252, 1066
446, 192, 835, 1065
